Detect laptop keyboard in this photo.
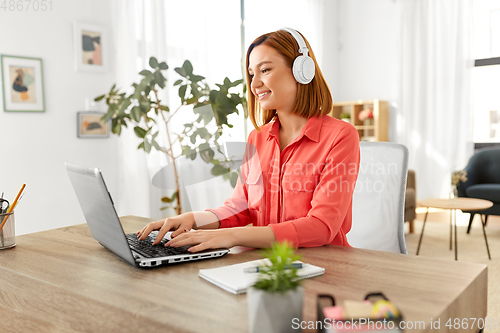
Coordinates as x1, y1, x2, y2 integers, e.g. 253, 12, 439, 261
126, 233, 192, 258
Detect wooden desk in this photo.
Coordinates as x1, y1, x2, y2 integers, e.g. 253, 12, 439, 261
0, 216, 487, 332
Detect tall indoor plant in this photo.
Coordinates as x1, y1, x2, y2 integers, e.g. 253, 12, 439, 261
96, 57, 246, 214
247, 242, 304, 333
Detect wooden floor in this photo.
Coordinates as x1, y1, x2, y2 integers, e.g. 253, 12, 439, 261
405, 209, 500, 333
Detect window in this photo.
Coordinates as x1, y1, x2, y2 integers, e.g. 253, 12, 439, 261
473, 0, 500, 143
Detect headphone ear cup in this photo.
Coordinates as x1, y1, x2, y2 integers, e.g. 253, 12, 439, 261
292, 55, 315, 84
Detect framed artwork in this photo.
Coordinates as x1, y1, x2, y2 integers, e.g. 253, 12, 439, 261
1, 55, 45, 112
73, 22, 108, 72
77, 111, 110, 138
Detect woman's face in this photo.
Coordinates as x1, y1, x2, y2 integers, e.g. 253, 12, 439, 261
248, 44, 297, 114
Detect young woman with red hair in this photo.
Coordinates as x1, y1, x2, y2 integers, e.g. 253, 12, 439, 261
138, 29, 360, 252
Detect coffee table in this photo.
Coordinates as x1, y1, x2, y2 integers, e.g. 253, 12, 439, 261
416, 198, 493, 260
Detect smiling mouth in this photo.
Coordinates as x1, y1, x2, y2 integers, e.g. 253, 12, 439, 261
258, 91, 271, 99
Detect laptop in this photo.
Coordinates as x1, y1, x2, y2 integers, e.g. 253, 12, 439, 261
65, 162, 229, 268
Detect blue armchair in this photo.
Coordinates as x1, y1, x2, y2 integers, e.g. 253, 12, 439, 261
457, 147, 500, 233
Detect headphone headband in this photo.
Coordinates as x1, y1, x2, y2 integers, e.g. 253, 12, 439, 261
281, 28, 315, 84
282, 28, 309, 56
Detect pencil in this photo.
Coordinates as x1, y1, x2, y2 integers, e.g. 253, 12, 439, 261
0, 184, 26, 232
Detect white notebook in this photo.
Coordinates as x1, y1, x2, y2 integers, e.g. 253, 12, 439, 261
199, 259, 325, 295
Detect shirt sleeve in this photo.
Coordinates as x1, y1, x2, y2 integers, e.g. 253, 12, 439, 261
269, 125, 360, 247
205, 133, 261, 228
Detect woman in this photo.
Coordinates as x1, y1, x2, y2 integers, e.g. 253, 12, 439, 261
138, 28, 360, 252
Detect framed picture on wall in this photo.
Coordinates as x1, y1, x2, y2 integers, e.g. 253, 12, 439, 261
77, 111, 110, 138
73, 22, 108, 72
1, 55, 45, 112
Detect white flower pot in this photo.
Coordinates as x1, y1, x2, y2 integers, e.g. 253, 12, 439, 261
247, 286, 304, 333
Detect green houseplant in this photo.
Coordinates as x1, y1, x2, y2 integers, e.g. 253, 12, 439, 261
247, 242, 304, 333
96, 57, 247, 214
340, 111, 351, 123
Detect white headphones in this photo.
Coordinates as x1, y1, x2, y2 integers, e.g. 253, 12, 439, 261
282, 28, 315, 84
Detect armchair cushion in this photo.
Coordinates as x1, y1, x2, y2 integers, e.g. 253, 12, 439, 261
466, 184, 500, 204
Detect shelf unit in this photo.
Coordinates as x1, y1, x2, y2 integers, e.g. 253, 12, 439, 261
330, 99, 389, 141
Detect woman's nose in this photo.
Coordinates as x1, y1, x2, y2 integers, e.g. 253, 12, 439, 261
251, 76, 262, 92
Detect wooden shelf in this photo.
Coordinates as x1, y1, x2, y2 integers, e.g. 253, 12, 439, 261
330, 99, 389, 141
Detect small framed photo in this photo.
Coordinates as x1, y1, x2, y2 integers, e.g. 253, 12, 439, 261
73, 22, 108, 72
77, 111, 110, 138
1, 55, 45, 112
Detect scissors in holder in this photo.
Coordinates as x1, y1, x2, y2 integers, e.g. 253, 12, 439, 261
0, 193, 9, 214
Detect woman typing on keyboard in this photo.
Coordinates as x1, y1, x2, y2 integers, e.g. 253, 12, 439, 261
137, 28, 360, 252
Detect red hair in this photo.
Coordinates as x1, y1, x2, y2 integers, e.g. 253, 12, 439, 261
246, 29, 333, 131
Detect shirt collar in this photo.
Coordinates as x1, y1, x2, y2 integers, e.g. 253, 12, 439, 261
267, 115, 323, 143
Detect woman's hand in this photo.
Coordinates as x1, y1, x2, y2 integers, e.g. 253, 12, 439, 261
165, 226, 277, 253
137, 213, 195, 245
165, 229, 237, 253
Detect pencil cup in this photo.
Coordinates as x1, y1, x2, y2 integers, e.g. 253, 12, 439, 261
0, 212, 16, 249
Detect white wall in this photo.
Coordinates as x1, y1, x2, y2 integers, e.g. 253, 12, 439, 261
336, 0, 401, 140
0, 0, 119, 235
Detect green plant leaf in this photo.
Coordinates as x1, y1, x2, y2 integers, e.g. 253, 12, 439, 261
230, 171, 238, 188
95, 94, 105, 102
140, 100, 151, 112
161, 196, 172, 203
211, 164, 227, 176
174, 79, 183, 86
144, 139, 152, 153
154, 70, 166, 89
199, 143, 214, 163
159, 61, 169, 70
179, 85, 187, 102
149, 57, 159, 68
137, 142, 145, 150
152, 138, 162, 151
175, 66, 187, 77
191, 74, 205, 82
131, 106, 141, 122
134, 126, 147, 138
139, 69, 153, 77
183, 60, 193, 76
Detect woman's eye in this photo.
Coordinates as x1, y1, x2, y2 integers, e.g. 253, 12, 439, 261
262, 69, 270, 73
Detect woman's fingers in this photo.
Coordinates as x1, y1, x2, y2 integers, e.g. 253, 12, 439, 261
171, 226, 190, 238
152, 219, 174, 245
137, 220, 165, 240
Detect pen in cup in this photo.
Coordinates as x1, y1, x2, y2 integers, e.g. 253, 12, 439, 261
0, 184, 26, 232
244, 263, 309, 273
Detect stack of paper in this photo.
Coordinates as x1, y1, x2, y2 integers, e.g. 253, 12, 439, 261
199, 259, 325, 294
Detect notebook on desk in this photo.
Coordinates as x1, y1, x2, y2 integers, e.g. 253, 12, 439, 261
65, 162, 229, 268
199, 259, 325, 294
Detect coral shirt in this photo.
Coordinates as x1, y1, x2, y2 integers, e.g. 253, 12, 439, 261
207, 115, 360, 248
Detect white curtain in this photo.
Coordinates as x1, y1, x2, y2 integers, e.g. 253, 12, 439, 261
110, 0, 168, 219
110, 0, 243, 218
396, 0, 474, 199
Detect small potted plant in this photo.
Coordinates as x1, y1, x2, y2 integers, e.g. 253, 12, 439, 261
340, 112, 351, 123
451, 170, 468, 200
247, 242, 304, 333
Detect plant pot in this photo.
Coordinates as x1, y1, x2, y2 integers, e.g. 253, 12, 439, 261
341, 118, 351, 123
247, 286, 304, 333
